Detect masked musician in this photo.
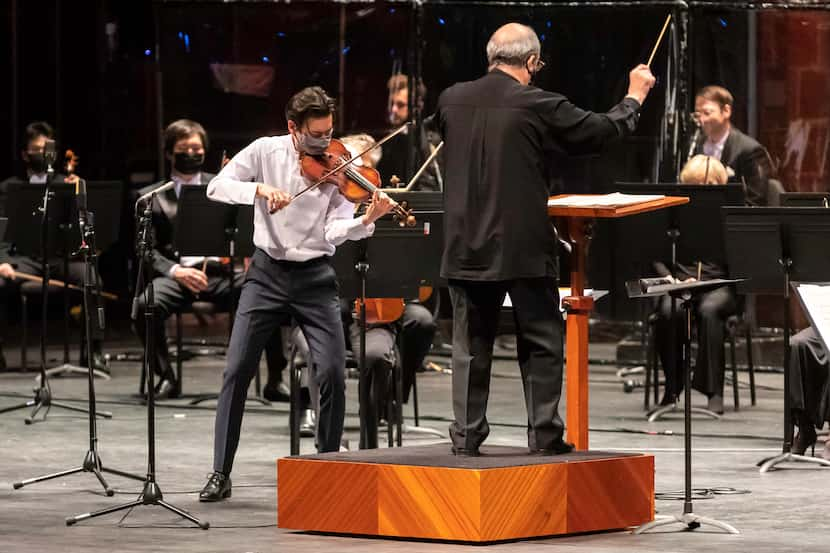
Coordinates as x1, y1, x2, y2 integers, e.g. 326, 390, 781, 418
433, 22, 655, 456
0, 122, 106, 372
199, 87, 394, 502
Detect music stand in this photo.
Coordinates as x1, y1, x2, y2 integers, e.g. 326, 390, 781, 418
334, 210, 444, 450
616, 184, 744, 419
5, 180, 122, 380
780, 192, 830, 208
630, 277, 741, 535
724, 206, 830, 472
170, 186, 267, 405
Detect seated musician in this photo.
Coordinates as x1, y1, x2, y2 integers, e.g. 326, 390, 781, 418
375, 74, 441, 191
0, 121, 106, 372
652, 155, 738, 414
134, 119, 286, 399
789, 327, 830, 460
692, 86, 772, 206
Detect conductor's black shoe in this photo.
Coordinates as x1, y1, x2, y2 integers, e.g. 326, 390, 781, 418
263, 382, 290, 402
199, 472, 232, 502
451, 446, 480, 457
530, 439, 575, 455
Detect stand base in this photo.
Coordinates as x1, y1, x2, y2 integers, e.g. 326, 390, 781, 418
278, 444, 653, 542
0, 386, 110, 423
13, 449, 143, 495
756, 451, 830, 473
634, 511, 739, 534
394, 423, 445, 439
66, 479, 209, 529
647, 403, 721, 422
40, 363, 111, 382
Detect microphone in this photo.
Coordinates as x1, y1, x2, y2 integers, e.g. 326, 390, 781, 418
44, 139, 57, 171
135, 180, 175, 206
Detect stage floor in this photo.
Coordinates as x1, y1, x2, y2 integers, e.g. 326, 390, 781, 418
0, 329, 828, 552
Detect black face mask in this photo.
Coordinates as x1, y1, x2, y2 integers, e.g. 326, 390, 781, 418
26, 152, 47, 174
173, 152, 204, 175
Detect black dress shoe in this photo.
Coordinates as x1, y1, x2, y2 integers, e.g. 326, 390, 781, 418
199, 472, 232, 502
530, 439, 575, 455
300, 409, 316, 438
793, 425, 818, 455
90, 351, 111, 375
451, 446, 480, 457
263, 382, 290, 402
658, 392, 679, 407
155, 378, 180, 400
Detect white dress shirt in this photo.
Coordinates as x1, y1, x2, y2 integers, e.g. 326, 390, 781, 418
702, 129, 729, 161
207, 134, 374, 262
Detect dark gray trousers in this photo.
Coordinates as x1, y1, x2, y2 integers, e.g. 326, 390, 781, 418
448, 277, 565, 451
213, 250, 345, 474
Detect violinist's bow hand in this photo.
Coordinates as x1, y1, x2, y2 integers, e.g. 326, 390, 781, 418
362, 190, 395, 226
256, 183, 291, 213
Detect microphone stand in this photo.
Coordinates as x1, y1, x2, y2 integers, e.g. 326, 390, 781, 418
13, 181, 143, 494
0, 159, 94, 423
67, 191, 208, 529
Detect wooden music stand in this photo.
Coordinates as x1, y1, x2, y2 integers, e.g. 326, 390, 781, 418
547, 194, 690, 450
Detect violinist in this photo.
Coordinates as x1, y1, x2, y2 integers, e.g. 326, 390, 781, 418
0, 121, 106, 373
200, 86, 395, 502
433, 23, 655, 456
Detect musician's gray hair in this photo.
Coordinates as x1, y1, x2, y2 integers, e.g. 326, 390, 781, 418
486, 24, 540, 67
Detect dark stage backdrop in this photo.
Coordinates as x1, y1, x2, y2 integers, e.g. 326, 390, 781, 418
5, 0, 820, 323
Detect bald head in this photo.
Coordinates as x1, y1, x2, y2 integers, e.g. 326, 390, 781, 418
486, 23, 540, 68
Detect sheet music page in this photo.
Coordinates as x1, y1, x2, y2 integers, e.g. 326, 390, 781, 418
547, 193, 665, 208
795, 284, 830, 351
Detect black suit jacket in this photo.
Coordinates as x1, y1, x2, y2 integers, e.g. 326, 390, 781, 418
434, 69, 641, 281
694, 127, 770, 207
137, 172, 215, 278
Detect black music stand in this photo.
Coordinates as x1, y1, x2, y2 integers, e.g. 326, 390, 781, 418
630, 277, 741, 535
780, 192, 830, 208
5, 180, 122, 381
167, 187, 266, 404
724, 207, 830, 472
330, 210, 444, 451
616, 184, 744, 419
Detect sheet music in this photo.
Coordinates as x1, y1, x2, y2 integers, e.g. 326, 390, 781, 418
794, 284, 830, 352
547, 193, 665, 208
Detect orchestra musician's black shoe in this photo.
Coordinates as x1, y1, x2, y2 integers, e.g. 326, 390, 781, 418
155, 377, 180, 400
792, 425, 818, 455
90, 351, 110, 376
658, 392, 679, 407
263, 382, 290, 402
707, 394, 725, 415
199, 472, 232, 502
299, 409, 316, 438
530, 439, 575, 455
451, 446, 480, 457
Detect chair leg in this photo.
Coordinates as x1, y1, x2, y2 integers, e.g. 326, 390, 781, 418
176, 312, 183, 394
412, 371, 420, 426
746, 324, 756, 406
21, 293, 28, 372
730, 333, 739, 411
288, 342, 300, 456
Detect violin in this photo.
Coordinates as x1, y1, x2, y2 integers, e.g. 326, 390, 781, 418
298, 137, 416, 227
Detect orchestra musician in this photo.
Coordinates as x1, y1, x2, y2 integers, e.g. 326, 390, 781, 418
692, 85, 772, 206
199, 87, 395, 502
0, 121, 106, 373
432, 22, 655, 455
789, 327, 830, 460
653, 155, 738, 414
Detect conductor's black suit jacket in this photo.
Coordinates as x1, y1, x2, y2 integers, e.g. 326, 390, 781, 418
433, 69, 642, 281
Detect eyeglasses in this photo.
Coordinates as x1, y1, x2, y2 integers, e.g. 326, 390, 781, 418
534, 59, 546, 72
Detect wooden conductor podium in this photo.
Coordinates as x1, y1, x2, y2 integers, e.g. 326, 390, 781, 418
548, 194, 689, 450
277, 194, 684, 543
